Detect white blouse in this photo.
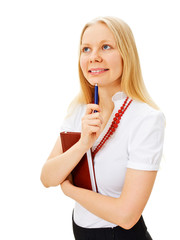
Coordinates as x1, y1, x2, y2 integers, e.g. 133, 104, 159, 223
60, 91, 165, 228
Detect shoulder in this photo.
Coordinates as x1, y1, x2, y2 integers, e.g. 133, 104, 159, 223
127, 100, 166, 171
60, 103, 86, 132
126, 100, 166, 141
129, 100, 166, 127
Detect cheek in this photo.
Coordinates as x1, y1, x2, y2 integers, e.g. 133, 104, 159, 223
110, 54, 123, 76
80, 56, 87, 74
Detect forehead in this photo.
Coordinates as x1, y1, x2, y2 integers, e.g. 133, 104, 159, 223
81, 22, 116, 44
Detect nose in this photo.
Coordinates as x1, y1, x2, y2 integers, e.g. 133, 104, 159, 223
89, 50, 103, 63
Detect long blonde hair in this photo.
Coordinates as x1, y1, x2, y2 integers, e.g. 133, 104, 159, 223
66, 16, 159, 117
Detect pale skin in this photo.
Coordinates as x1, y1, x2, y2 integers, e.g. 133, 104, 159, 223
40, 22, 157, 230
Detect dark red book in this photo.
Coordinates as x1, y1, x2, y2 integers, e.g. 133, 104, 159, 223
60, 131, 98, 192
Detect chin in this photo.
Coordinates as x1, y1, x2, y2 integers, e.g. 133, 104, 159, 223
88, 78, 105, 86
86, 79, 98, 86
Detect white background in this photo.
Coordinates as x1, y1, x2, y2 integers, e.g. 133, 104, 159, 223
0, 0, 179, 239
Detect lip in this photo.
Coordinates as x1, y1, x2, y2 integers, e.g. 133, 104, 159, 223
88, 68, 109, 76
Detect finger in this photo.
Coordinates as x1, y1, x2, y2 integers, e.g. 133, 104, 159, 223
86, 112, 103, 123
85, 119, 102, 127
88, 125, 101, 134
85, 104, 101, 115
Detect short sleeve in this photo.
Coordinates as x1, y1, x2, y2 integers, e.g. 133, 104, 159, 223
59, 104, 86, 132
127, 110, 166, 171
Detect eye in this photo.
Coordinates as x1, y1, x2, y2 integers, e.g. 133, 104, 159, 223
82, 47, 90, 53
102, 45, 111, 50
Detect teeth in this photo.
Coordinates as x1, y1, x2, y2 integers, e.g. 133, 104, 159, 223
91, 69, 106, 73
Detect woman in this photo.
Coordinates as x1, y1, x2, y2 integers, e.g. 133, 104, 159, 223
41, 16, 165, 239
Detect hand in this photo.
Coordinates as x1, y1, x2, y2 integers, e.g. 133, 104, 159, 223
60, 174, 74, 197
79, 104, 103, 150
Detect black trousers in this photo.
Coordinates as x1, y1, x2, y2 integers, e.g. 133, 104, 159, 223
72, 214, 153, 240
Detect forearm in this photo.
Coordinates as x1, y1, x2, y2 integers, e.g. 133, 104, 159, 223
66, 184, 127, 228
63, 169, 158, 230
41, 141, 88, 187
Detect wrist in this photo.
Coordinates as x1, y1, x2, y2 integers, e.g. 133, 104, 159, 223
77, 138, 90, 152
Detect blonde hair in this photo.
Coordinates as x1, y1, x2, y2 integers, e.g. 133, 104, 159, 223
66, 16, 159, 117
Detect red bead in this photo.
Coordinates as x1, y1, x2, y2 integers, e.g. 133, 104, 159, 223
92, 97, 132, 158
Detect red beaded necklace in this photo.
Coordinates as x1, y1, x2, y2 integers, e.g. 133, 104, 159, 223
92, 97, 133, 158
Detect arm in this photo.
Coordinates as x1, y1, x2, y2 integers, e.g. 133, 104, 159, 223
61, 168, 157, 229
40, 136, 88, 187
40, 103, 103, 188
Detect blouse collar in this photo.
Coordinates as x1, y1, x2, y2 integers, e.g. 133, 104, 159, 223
111, 91, 127, 103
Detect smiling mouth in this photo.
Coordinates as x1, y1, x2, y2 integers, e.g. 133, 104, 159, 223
88, 68, 109, 74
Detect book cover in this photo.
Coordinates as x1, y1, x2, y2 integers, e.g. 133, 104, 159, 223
60, 132, 98, 192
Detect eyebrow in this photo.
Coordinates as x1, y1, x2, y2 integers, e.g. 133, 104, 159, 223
81, 40, 114, 46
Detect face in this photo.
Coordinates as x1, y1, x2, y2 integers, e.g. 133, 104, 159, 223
80, 23, 123, 88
